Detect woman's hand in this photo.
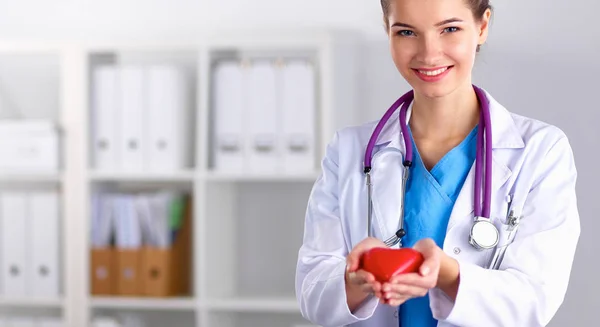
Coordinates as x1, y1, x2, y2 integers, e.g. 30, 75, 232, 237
344, 237, 387, 311
380, 238, 443, 306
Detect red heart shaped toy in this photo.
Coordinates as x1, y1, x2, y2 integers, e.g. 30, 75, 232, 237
359, 247, 425, 283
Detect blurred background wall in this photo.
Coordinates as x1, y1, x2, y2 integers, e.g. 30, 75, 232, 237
0, 0, 597, 326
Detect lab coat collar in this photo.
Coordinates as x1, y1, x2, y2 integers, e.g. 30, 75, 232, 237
372, 88, 525, 151
368, 89, 522, 240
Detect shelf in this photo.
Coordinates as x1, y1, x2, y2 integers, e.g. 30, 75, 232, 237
0, 31, 363, 327
89, 170, 196, 183
203, 171, 320, 182
89, 170, 320, 183
203, 182, 309, 302
0, 172, 62, 183
90, 297, 197, 311
205, 297, 299, 313
0, 297, 64, 308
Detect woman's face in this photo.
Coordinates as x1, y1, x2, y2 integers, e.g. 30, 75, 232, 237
386, 0, 490, 99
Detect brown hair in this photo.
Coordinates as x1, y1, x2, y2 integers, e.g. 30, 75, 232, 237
381, 0, 492, 22
381, 0, 493, 51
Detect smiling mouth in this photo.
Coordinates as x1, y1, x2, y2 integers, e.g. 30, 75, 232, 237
414, 66, 452, 76
411, 65, 454, 82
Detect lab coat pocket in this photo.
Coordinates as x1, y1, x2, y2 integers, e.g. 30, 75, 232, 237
491, 217, 516, 249
495, 223, 517, 248
491, 194, 517, 246
486, 221, 519, 270
487, 197, 524, 270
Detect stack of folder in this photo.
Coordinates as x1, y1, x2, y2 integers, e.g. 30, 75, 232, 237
212, 58, 317, 174
91, 64, 193, 172
0, 190, 60, 298
90, 191, 192, 297
91, 315, 142, 327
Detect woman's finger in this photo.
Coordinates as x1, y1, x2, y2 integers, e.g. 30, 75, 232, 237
387, 295, 411, 307
373, 290, 384, 299
390, 273, 437, 289
359, 283, 375, 293
371, 281, 382, 294
349, 270, 381, 294
383, 283, 428, 299
390, 272, 420, 283
346, 255, 359, 272
354, 270, 376, 283
358, 280, 383, 294
346, 248, 365, 272
355, 272, 382, 293
412, 238, 442, 277
347, 273, 366, 287
347, 238, 388, 273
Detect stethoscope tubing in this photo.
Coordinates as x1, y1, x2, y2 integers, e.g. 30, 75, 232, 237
363, 85, 493, 245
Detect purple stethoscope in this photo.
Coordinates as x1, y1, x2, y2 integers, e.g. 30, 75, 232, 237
363, 85, 499, 250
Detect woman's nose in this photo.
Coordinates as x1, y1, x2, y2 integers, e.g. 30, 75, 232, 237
416, 36, 443, 66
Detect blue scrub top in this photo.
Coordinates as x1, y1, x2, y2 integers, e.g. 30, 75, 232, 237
399, 125, 478, 327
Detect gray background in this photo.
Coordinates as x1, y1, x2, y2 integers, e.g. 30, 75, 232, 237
0, 0, 596, 325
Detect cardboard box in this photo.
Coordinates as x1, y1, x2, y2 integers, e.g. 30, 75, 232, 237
141, 197, 192, 297
90, 247, 116, 295
90, 195, 192, 297
116, 248, 142, 296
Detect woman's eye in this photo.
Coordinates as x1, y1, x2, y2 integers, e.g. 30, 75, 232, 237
397, 30, 415, 37
444, 27, 460, 33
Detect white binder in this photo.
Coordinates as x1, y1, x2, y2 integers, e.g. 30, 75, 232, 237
118, 65, 145, 171
92, 66, 120, 171
145, 65, 191, 172
0, 192, 29, 297
114, 194, 142, 249
91, 317, 123, 327
246, 61, 279, 173
213, 61, 245, 173
280, 60, 317, 173
29, 191, 60, 297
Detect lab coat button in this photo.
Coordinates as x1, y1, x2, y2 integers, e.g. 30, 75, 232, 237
453, 247, 461, 254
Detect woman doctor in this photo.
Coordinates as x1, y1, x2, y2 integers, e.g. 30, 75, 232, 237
295, 0, 580, 326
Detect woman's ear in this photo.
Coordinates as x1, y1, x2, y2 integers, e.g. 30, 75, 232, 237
477, 8, 492, 45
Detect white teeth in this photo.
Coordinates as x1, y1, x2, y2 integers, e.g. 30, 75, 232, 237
418, 67, 448, 76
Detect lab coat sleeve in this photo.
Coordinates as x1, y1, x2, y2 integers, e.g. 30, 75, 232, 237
429, 135, 581, 327
295, 132, 379, 326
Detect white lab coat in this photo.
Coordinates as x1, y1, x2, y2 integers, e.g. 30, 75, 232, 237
295, 89, 581, 327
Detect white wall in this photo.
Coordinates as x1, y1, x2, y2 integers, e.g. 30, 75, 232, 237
0, 0, 598, 326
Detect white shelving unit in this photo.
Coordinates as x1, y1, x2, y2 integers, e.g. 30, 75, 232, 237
0, 297, 64, 309
90, 297, 197, 311
0, 173, 63, 183
0, 44, 66, 326
89, 170, 196, 183
0, 29, 363, 327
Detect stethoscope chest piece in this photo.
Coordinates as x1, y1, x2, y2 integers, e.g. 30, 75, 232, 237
469, 218, 499, 250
